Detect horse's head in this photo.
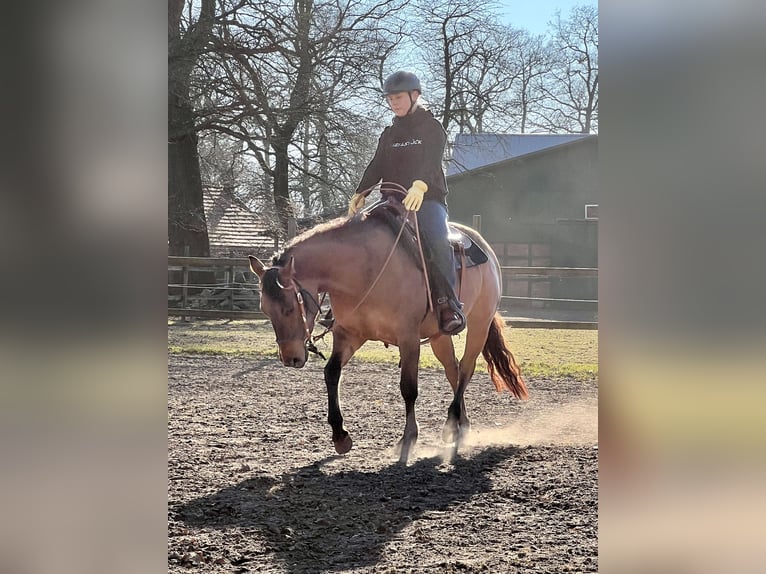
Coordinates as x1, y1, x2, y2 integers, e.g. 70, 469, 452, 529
249, 255, 318, 368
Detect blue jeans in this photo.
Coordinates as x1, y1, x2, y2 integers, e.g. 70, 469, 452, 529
416, 200, 458, 299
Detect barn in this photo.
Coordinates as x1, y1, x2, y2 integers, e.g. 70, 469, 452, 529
446, 134, 598, 306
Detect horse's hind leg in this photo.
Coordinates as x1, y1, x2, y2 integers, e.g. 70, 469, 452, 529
430, 336, 469, 439
443, 316, 493, 446
324, 329, 362, 455
429, 335, 459, 390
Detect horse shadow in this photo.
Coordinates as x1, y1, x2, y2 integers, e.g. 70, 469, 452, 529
176, 445, 520, 573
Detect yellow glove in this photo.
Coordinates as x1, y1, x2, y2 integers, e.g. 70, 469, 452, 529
348, 193, 366, 216
403, 180, 427, 211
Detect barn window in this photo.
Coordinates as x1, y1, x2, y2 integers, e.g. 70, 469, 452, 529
585, 204, 598, 219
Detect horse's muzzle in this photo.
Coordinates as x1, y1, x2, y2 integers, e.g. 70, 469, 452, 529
280, 345, 308, 368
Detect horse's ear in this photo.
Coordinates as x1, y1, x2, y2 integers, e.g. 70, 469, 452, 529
248, 256, 266, 279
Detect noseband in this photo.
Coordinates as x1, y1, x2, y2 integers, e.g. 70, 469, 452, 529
274, 274, 326, 360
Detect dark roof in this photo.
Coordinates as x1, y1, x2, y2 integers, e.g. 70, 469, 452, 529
447, 134, 597, 181
203, 187, 276, 257
446, 133, 591, 176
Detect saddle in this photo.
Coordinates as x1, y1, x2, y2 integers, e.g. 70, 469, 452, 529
447, 227, 489, 269
359, 197, 489, 271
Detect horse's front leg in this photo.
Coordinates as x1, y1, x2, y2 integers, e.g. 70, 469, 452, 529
396, 337, 421, 464
324, 329, 361, 455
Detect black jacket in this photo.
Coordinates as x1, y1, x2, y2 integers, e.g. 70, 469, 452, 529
356, 107, 449, 206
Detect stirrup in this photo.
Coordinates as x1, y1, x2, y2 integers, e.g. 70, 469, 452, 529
439, 309, 465, 336
436, 298, 465, 336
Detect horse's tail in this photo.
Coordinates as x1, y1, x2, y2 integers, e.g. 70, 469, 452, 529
482, 312, 528, 400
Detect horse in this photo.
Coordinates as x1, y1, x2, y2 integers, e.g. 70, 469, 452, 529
248, 202, 527, 463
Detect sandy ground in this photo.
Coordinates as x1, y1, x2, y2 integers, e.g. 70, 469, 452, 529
168, 354, 597, 573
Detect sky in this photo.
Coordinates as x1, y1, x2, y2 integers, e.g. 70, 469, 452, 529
496, 0, 597, 36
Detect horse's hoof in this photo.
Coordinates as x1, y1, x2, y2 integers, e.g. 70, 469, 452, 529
333, 434, 353, 454
395, 437, 417, 465
442, 420, 459, 444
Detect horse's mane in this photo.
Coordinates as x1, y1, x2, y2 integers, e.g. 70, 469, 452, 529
271, 217, 348, 266
270, 211, 423, 271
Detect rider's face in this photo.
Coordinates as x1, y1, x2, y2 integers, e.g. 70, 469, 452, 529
386, 91, 418, 117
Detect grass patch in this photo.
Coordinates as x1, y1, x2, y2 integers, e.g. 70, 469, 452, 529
168, 319, 597, 380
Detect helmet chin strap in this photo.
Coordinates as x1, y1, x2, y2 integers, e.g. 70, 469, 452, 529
407, 91, 418, 114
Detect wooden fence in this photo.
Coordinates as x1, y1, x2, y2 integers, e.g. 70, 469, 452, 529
168, 256, 598, 329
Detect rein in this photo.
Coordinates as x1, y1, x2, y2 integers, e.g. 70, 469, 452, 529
350, 183, 433, 315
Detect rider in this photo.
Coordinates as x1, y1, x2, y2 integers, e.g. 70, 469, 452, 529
347, 71, 466, 336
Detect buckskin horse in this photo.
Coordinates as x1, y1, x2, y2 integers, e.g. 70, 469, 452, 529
249, 197, 527, 463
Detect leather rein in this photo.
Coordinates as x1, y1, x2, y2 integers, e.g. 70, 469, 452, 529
350, 182, 433, 315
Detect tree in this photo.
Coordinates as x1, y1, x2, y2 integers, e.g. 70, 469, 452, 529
449, 25, 525, 134
537, 5, 598, 133
510, 31, 553, 133
168, 0, 217, 256
409, 0, 502, 134
197, 0, 406, 236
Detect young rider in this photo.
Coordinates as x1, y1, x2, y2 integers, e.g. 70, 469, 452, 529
348, 71, 466, 336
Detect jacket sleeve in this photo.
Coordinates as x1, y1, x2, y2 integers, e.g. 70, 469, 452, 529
420, 119, 447, 189
355, 129, 387, 194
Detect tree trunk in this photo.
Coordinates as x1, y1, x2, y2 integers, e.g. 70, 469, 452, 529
441, 21, 452, 132
168, 95, 210, 257
299, 121, 311, 214
318, 127, 330, 212
167, 0, 214, 258
269, 0, 312, 236
272, 139, 295, 237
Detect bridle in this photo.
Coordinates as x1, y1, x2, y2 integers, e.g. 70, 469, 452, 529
274, 274, 326, 359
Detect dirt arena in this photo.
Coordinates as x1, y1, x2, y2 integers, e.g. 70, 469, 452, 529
168, 354, 597, 573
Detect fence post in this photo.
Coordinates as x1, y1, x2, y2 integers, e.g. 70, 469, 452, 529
228, 265, 235, 310
472, 214, 481, 233
527, 243, 533, 301
181, 245, 190, 322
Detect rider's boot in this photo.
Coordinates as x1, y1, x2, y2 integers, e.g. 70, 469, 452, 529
415, 200, 466, 336
436, 296, 466, 336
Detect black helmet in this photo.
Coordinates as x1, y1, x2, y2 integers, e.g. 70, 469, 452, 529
382, 71, 422, 95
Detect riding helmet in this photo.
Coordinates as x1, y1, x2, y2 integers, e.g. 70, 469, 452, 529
382, 71, 422, 95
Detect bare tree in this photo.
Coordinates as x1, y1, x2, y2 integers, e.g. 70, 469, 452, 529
511, 31, 553, 133
409, 0, 503, 134
448, 25, 525, 134
537, 5, 598, 133
197, 0, 406, 236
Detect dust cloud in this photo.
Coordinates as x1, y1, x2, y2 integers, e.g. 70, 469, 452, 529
467, 398, 598, 447
410, 397, 598, 463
